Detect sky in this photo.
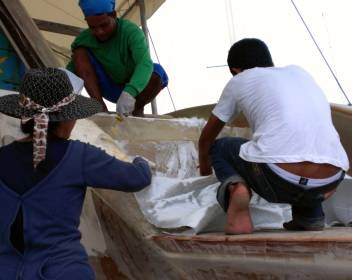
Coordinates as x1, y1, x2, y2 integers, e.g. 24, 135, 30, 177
142, 0, 352, 115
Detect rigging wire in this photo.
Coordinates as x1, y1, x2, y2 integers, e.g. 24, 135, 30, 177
51, 48, 70, 60
290, 0, 351, 105
206, 64, 227, 69
147, 28, 177, 112
206, 0, 235, 69
321, 11, 335, 65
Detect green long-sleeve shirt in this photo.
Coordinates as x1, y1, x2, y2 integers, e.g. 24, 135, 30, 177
67, 18, 153, 97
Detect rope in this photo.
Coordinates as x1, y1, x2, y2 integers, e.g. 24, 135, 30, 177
290, 0, 351, 105
51, 48, 70, 59
206, 64, 227, 69
148, 28, 177, 111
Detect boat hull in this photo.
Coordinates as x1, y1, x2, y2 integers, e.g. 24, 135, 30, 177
1, 103, 352, 279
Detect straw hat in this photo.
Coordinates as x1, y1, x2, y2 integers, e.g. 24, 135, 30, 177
0, 67, 102, 121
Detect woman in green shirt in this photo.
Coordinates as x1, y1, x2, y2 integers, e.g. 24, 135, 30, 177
67, 0, 168, 116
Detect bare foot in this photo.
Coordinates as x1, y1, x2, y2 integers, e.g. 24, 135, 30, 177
225, 182, 254, 234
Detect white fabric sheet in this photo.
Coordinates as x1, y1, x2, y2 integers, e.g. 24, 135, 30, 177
134, 140, 352, 234
134, 141, 292, 234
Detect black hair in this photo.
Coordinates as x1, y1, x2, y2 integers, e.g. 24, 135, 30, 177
227, 38, 274, 70
21, 119, 60, 135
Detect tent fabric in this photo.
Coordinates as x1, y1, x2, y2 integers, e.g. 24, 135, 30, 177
18, 0, 165, 64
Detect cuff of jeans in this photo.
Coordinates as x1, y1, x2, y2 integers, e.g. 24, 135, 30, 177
292, 213, 325, 228
216, 175, 246, 212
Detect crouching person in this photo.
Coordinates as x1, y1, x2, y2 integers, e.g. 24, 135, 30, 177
0, 68, 151, 279
198, 38, 349, 234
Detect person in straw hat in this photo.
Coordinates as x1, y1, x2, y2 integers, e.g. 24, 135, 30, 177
0, 68, 151, 279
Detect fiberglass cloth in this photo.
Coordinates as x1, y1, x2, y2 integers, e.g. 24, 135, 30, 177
134, 141, 292, 234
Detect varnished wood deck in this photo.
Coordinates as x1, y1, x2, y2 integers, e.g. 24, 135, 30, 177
150, 228, 352, 279
91, 188, 352, 280
153, 227, 352, 257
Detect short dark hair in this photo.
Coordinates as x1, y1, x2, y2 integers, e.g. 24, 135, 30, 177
227, 38, 274, 70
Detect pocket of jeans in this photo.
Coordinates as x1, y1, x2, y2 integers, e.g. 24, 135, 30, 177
249, 163, 278, 203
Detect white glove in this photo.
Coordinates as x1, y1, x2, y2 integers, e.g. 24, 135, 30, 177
59, 67, 84, 95
116, 91, 136, 116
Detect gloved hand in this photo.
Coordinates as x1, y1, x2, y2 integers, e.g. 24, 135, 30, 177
116, 91, 136, 116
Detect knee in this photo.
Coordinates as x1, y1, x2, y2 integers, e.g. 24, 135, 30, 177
209, 137, 248, 161
149, 73, 163, 92
209, 138, 229, 159
136, 73, 163, 107
73, 48, 89, 65
210, 137, 233, 150
72, 48, 95, 77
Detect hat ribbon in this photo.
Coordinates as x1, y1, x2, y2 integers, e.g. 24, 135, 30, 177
19, 93, 76, 168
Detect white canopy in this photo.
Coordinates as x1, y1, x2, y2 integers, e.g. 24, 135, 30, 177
18, 0, 165, 64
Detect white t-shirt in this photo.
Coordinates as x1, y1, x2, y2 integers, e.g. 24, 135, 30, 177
212, 65, 349, 171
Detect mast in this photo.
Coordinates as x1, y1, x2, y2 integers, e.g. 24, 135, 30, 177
0, 0, 60, 68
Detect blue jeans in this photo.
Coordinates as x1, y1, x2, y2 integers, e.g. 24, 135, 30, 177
210, 137, 345, 226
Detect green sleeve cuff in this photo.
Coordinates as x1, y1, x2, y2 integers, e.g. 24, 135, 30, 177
124, 86, 139, 98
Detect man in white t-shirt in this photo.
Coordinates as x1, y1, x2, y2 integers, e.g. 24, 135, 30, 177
198, 38, 349, 234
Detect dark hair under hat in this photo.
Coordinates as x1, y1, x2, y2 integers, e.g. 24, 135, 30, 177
227, 38, 274, 70
0, 68, 103, 121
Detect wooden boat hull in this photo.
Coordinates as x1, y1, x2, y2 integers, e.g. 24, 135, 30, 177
89, 185, 352, 280
1, 103, 352, 279
84, 104, 352, 280
2, 0, 350, 277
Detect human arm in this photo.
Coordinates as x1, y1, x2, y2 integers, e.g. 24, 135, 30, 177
83, 144, 152, 192
123, 22, 153, 97
198, 114, 226, 176
72, 48, 108, 111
